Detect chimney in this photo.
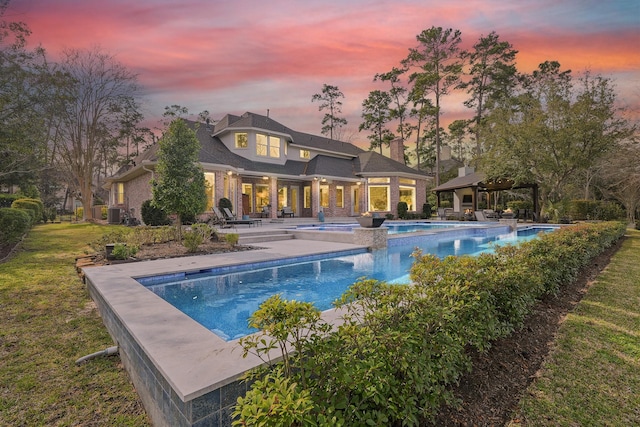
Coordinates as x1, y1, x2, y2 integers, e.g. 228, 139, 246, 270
441, 145, 452, 161
389, 138, 405, 164
458, 166, 475, 177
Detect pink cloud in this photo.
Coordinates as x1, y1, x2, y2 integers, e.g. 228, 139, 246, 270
8, 0, 638, 136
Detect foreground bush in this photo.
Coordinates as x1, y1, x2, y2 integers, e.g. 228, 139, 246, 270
234, 222, 626, 426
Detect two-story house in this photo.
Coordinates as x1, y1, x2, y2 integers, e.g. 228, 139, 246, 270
104, 111, 429, 223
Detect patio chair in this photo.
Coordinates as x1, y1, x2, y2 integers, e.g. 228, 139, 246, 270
474, 210, 488, 221
483, 209, 500, 220
437, 207, 447, 220
222, 207, 261, 227
212, 207, 231, 228
280, 206, 294, 218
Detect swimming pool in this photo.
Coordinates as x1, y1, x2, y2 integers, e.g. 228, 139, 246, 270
139, 225, 555, 341
296, 220, 484, 234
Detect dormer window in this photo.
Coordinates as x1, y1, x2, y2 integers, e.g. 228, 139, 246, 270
256, 133, 280, 158
235, 133, 248, 148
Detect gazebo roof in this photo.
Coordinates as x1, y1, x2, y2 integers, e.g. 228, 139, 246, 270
432, 172, 485, 192
432, 171, 534, 192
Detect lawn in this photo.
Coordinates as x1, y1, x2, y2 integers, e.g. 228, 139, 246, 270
0, 223, 150, 426
511, 228, 640, 425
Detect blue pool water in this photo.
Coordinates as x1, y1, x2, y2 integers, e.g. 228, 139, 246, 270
139, 225, 555, 341
296, 221, 483, 234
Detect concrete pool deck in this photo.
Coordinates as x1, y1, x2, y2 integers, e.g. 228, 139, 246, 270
82, 234, 368, 427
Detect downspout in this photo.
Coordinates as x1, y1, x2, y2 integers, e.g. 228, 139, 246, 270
75, 346, 119, 365
142, 163, 155, 180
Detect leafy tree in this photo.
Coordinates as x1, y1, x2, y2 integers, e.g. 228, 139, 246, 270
53, 47, 140, 220
152, 118, 207, 239
481, 61, 634, 212
0, 1, 49, 188
407, 88, 437, 170
461, 31, 519, 158
375, 67, 412, 144
447, 119, 469, 162
359, 90, 395, 154
403, 27, 464, 186
311, 84, 347, 140
596, 136, 640, 223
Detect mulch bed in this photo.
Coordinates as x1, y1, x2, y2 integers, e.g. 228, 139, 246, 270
429, 238, 623, 426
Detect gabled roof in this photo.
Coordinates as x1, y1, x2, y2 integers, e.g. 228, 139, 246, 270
214, 112, 363, 157
432, 171, 486, 192
357, 151, 424, 176
302, 155, 358, 179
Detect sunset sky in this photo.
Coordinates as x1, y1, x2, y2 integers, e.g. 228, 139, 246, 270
6, 0, 640, 145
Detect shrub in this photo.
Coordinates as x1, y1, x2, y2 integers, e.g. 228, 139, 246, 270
41, 206, 55, 223
0, 208, 32, 245
11, 198, 43, 223
141, 199, 170, 226
593, 201, 625, 221
225, 233, 239, 246
182, 223, 213, 252
218, 197, 233, 212
422, 203, 432, 218
234, 221, 626, 426
182, 230, 204, 252
397, 201, 408, 219
179, 211, 197, 225
111, 243, 138, 260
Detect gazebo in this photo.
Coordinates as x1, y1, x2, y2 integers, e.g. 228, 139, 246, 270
432, 167, 539, 219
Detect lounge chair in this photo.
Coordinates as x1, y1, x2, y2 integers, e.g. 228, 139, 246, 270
483, 209, 500, 219
222, 207, 261, 227
475, 210, 499, 222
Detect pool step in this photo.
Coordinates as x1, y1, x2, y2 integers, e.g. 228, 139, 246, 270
238, 232, 295, 244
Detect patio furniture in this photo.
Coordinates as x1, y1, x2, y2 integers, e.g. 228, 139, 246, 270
260, 206, 270, 218
279, 206, 294, 218
222, 207, 262, 227
483, 209, 500, 219
437, 207, 447, 220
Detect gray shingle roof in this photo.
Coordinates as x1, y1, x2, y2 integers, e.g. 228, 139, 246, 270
120, 115, 428, 181
215, 112, 364, 157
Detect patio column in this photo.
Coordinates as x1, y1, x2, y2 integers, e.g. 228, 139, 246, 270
269, 177, 278, 219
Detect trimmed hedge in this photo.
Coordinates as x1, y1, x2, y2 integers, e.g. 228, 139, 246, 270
0, 208, 32, 245
568, 199, 625, 221
235, 221, 627, 426
11, 198, 44, 224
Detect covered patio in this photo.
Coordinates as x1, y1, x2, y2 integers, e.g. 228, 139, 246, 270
432, 167, 539, 220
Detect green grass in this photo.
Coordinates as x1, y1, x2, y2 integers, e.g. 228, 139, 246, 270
512, 228, 640, 426
0, 223, 150, 426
